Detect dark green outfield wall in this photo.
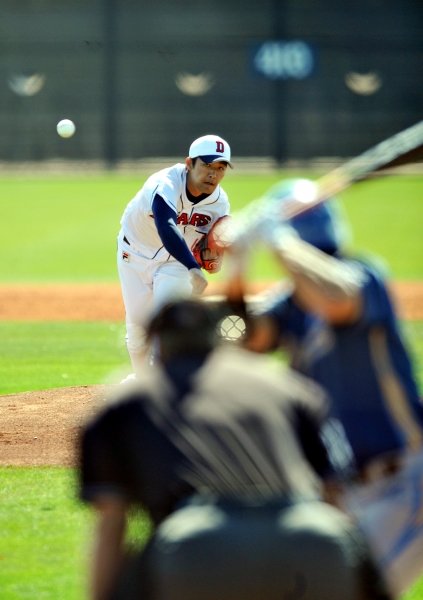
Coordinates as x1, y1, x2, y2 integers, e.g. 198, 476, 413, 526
0, 0, 421, 164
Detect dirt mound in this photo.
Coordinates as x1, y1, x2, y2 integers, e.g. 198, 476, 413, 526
0, 385, 112, 466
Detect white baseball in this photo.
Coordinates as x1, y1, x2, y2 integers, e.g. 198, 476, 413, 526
56, 119, 76, 138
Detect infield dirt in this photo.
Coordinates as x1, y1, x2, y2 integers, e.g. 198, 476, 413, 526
1, 281, 422, 467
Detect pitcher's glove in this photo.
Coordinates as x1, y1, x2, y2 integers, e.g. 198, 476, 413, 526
193, 216, 231, 274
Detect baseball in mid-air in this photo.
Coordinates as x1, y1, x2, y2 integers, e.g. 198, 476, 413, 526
56, 118, 76, 138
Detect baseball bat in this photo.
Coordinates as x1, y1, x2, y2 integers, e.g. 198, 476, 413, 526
217, 119, 423, 248
215, 120, 423, 338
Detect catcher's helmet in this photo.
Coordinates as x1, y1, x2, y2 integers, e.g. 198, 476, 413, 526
147, 299, 218, 358
272, 179, 348, 255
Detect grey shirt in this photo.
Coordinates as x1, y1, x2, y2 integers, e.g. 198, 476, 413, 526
80, 346, 332, 525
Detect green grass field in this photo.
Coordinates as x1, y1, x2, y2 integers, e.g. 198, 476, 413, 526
0, 171, 422, 599
1, 171, 422, 282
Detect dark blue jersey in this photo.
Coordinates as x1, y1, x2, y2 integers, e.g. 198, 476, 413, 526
264, 259, 423, 468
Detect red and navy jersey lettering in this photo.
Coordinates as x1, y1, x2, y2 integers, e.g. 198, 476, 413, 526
177, 213, 212, 227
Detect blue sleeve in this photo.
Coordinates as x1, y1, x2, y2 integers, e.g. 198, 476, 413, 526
152, 194, 199, 270
354, 261, 394, 325
264, 293, 309, 340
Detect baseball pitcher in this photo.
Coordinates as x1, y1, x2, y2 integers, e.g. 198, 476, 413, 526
117, 134, 231, 376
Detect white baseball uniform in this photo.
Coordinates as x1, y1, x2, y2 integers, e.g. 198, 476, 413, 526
117, 162, 230, 368
342, 448, 423, 598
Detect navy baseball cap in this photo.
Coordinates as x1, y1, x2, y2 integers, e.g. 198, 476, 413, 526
189, 134, 232, 167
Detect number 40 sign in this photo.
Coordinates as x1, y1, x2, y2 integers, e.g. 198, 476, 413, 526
252, 40, 315, 80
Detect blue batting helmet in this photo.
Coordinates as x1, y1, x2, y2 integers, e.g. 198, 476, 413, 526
270, 179, 348, 255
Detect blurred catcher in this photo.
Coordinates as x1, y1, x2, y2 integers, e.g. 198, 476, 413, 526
78, 298, 391, 600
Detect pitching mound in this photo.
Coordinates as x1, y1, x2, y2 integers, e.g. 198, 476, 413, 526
0, 385, 112, 467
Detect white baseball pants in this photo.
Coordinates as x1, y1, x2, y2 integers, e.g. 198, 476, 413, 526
117, 232, 193, 372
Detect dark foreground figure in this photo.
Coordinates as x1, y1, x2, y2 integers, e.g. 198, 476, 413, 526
79, 299, 392, 600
